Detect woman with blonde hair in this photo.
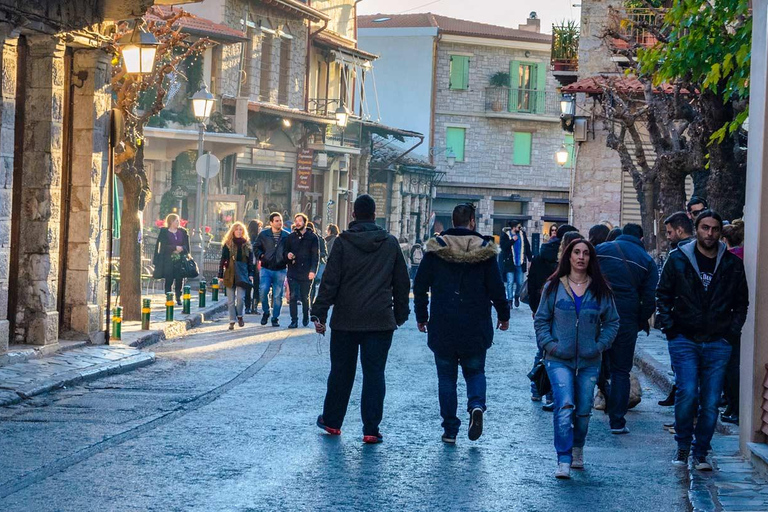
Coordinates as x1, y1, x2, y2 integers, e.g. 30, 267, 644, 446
152, 213, 191, 305
218, 221, 254, 330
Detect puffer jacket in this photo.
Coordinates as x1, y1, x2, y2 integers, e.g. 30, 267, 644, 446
535, 277, 620, 369
527, 237, 561, 313
413, 228, 510, 355
656, 241, 748, 344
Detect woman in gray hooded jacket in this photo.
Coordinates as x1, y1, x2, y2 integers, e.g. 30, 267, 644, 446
535, 239, 620, 480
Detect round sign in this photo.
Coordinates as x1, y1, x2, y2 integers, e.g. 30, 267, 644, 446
196, 153, 221, 179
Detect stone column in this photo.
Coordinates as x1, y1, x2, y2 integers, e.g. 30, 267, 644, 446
402, 186, 412, 241
0, 28, 18, 353
15, 35, 66, 346
389, 175, 403, 237
62, 49, 111, 341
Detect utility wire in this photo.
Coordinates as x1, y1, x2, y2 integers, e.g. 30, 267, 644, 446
399, 0, 443, 14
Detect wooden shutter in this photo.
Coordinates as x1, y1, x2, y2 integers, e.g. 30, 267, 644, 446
259, 33, 273, 102
534, 63, 547, 114
446, 127, 466, 162
277, 38, 291, 105
449, 55, 469, 90
513, 132, 532, 165
565, 134, 574, 166
509, 60, 520, 112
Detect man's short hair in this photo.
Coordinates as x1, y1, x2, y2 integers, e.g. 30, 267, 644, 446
694, 209, 723, 230
622, 223, 643, 240
687, 196, 709, 211
588, 224, 610, 246
268, 212, 282, 223
294, 212, 308, 224
664, 211, 693, 234
452, 203, 476, 228
353, 194, 376, 220
556, 224, 577, 240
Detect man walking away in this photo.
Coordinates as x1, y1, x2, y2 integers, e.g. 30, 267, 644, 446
414, 204, 509, 444
500, 222, 532, 308
309, 221, 327, 306
664, 212, 695, 249
254, 212, 290, 327
313, 195, 411, 444
656, 210, 748, 470
596, 223, 658, 434
285, 213, 319, 328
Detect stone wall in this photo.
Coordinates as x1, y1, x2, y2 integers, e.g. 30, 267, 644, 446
578, 0, 622, 77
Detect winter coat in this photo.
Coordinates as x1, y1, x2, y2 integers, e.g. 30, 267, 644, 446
254, 228, 290, 270
596, 235, 658, 329
318, 234, 329, 265
152, 227, 190, 280
413, 228, 510, 356
218, 239, 255, 289
535, 277, 620, 369
325, 234, 338, 255
527, 237, 561, 313
499, 229, 532, 273
311, 221, 410, 331
656, 241, 748, 344
284, 227, 319, 281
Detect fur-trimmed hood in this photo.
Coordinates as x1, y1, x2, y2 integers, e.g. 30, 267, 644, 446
425, 228, 499, 264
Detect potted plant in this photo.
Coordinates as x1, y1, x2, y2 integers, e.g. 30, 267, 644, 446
489, 71, 510, 111
552, 20, 579, 71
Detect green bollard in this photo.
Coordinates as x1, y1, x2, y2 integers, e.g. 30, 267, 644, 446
182, 285, 191, 314
111, 306, 122, 340
141, 299, 151, 330
199, 279, 206, 308
165, 292, 174, 322
211, 277, 219, 302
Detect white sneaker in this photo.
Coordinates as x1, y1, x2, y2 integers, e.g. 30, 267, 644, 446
555, 462, 571, 479
571, 447, 584, 469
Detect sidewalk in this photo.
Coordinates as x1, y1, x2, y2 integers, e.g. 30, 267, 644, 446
0, 292, 230, 407
635, 331, 768, 512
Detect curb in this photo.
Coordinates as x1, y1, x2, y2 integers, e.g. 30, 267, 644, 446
634, 345, 674, 393
0, 352, 155, 407
126, 301, 228, 349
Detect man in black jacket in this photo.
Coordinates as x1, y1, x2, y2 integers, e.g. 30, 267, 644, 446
253, 212, 290, 327
656, 210, 748, 470
284, 213, 319, 328
596, 223, 658, 434
414, 204, 509, 443
664, 211, 695, 249
499, 222, 533, 309
312, 195, 410, 444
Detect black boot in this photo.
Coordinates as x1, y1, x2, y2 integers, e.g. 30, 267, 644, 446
658, 386, 676, 406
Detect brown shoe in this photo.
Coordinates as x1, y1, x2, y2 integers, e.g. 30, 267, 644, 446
237, 316, 245, 327
228, 323, 235, 331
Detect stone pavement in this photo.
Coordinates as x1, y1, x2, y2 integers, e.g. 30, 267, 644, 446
634, 331, 768, 512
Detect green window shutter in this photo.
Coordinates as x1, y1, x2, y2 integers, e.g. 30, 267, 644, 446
449, 55, 469, 90
565, 134, 575, 166
534, 63, 548, 114
513, 132, 532, 165
446, 127, 466, 162
509, 60, 520, 112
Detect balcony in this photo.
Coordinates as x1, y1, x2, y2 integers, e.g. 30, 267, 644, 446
484, 87, 560, 119
308, 98, 340, 116
307, 122, 361, 151
611, 8, 662, 51
551, 22, 579, 86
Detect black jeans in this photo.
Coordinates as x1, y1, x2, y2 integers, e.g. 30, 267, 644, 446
164, 276, 183, 302
288, 278, 312, 322
606, 324, 639, 429
322, 330, 394, 436
723, 339, 740, 416
244, 273, 259, 312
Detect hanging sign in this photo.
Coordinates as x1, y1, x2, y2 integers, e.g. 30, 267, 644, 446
296, 149, 313, 191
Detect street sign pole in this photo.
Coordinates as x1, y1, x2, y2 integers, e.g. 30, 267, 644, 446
195, 122, 205, 271
195, 151, 221, 277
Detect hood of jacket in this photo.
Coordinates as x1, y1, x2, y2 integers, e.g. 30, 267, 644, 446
679, 239, 727, 282
425, 228, 499, 264
340, 221, 389, 253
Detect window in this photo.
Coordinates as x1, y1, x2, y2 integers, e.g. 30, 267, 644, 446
446, 127, 466, 162
513, 132, 532, 165
509, 60, 547, 113
564, 134, 575, 166
259, 32, 273, 102
277, 36, 292, 105
449, 55, 469, 90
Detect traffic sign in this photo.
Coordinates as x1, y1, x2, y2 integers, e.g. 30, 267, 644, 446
196, 153, 221, 179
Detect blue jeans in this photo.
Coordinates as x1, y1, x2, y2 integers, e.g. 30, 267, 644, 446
259, 268, 287, 320
545, 360, 600, 463
434, 350, 487, 436
505, 265, 525, 301
668, 335, 731, 457
606, 324, 639, 429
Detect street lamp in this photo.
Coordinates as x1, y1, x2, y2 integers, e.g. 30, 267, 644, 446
192, 84, 216, 120
556, 144, 570, 166
560, 94, 575, 116
335, 105, 349, 128
116, 21, 159, 74
446, 149, 457, 168
192, 84, 216, 270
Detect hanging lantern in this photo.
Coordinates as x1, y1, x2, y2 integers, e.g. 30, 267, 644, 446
116, 21, 159, 74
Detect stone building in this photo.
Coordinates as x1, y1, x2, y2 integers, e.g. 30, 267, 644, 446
0, 0, 199, 355
358, 13, 571, 243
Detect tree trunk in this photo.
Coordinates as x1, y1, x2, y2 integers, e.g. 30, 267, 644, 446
637, 177, 657, 252
657, 159, 688, 223
119, 170, 144, 321
707, 136, 746, 220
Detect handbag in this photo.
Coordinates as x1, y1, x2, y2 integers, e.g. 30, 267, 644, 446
181, 254, 199, 279
527, 360, 551, 397
519, 278, 530, 305
234, 260, 252, 290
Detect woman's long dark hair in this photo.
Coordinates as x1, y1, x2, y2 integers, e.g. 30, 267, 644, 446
545, 239, 613, 303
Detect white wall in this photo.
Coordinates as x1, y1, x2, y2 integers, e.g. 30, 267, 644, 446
358, 27, 438, 155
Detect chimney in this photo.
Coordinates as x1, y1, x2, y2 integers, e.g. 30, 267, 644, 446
518, 11, 541, 33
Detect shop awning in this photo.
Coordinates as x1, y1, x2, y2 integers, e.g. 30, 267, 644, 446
248, 101, 337, 125
143, 127, 258, 160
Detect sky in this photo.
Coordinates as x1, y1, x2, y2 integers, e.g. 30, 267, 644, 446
357, 0, 581, 35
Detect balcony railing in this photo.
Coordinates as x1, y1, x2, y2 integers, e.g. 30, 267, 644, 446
308, 98, 340, 116
551, 23, 579, 72
613, 7, 662, 49
484, 87, 560, 117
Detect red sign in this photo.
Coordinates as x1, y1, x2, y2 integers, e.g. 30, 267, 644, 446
296, 149, 313, 191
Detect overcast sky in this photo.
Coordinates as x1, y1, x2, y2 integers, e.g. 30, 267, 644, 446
357, 0, 580, 34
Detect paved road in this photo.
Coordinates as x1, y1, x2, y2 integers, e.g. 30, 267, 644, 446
0, 306, 689, 511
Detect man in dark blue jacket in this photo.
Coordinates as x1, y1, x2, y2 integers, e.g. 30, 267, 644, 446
596, 223, 658, 434
414, 204, 510, 444
254, 212, 290, 327
284, 213, 319, 329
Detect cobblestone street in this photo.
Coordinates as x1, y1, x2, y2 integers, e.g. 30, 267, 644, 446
0, 307, 690, 511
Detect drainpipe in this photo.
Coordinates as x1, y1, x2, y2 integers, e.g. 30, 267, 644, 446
429, 32, 441, 165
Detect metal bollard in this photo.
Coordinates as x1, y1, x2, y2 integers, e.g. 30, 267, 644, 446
141, 299, 151, 330
182, 285, 191, 314
211, 277, 219, 302
111, 306, 122, 340
199, 279, 206, 308
165, 292, 174, 322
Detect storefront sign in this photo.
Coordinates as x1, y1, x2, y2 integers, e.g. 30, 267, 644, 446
296, 149, 313, 191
